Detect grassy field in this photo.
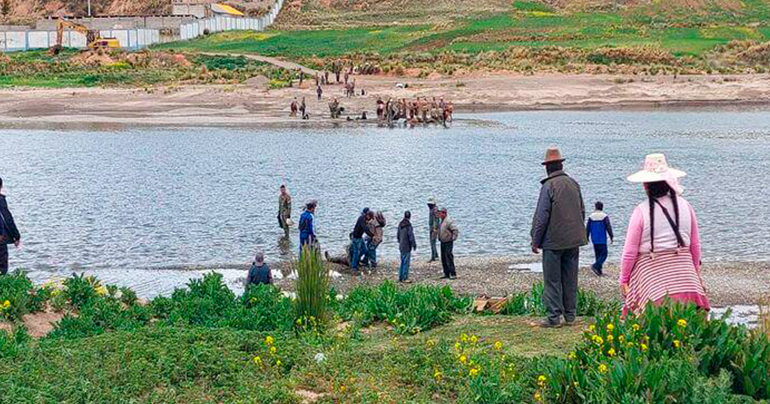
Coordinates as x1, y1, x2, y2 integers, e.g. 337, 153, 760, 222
1, 265, 769, 403
161, 0, 770, 58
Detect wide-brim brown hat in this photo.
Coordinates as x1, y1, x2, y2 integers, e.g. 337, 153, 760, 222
542, 146, 566, 165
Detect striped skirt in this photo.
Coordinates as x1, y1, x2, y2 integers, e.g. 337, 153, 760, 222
623, 248, 710, 316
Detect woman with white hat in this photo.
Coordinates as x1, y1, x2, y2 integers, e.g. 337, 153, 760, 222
620, 154, 710, 315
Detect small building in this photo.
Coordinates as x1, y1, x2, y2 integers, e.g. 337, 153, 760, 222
171, 0, 244, 19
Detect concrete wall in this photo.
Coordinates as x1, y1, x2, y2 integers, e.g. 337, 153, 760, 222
0, 0, 285, 52
35, 16, 197, 31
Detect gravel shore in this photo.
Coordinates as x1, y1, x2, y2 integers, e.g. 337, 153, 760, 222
273, 257, 770, 308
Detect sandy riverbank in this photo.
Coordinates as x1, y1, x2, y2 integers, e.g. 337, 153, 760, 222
1, 73, 770, 129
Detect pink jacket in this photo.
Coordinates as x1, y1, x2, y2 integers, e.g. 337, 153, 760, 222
620, 195, 701, 285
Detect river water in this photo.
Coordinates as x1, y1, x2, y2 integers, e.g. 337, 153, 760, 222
1, 109, 769, 295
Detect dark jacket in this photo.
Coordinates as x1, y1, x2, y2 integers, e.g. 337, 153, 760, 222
0, 195, 20, 244
352, 214, 373, 239
531, 170, 587, 250
397, 218, 417, 253
246, 263, 272, 286
428, 205, 439, 240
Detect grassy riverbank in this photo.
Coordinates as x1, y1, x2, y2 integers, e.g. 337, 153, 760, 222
158, 0, 770, 75
1, 267, 769, 403
0, 50, 298, 88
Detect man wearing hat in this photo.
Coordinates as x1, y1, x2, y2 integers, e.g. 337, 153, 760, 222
530, 147, 587, 328
427, 197, 439, 262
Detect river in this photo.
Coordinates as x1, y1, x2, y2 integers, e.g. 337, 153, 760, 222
1, 109, 769, 295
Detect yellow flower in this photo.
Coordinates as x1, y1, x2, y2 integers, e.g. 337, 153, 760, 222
340, 385, 346, 393
494, 341, 503, 351
253, 356, 262, 366
433, 368, 443, 381
677, 319, 687, 328
534, 392, 543, 402
276, 360, 282, 367
641, 343, 648, 352
470, 335, 478, 344
265, 335, 274, 345
607, 334, 614, 343
592, 335, 604, 346
606, 324, 614, 332
96, 286, 108, 296
607, 348, 616, 357
459, 355, 467, 364
426, 339, 436, 348
2, 300, 9, 309
673, 340, 681, 349
618, 335, 625, 343
469, 367, 479, 377
627, 342, 635, 349
588, 324, 596, 333
568, 351, 577, 360
632, 324, 641, 332
296, 318, 302, 325
249, 297, 256, 304
598, 364, 608, 374
537, 374, 547, 386
455, 342, 461, 351
270, 346, 277, 355
460, 333, 468, 343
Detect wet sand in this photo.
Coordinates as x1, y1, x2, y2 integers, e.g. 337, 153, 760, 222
2, 73, 770, 129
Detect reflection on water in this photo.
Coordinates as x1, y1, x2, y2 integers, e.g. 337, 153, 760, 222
2, 110, 770, 293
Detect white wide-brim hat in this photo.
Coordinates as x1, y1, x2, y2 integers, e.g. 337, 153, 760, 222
627, 153, 686, 193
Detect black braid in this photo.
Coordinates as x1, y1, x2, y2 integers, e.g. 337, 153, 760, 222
670, 188, 680, 228
649, 195, 655, 253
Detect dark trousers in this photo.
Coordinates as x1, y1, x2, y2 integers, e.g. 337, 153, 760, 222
440, 241, 456, 277
542, 248, 579, 324
430, 237, 439, 260
592, 243, 608, 272
0, 244, 8, 276
350, 238, 366, 270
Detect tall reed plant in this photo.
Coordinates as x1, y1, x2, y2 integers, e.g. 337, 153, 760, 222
294, 245, 329, 328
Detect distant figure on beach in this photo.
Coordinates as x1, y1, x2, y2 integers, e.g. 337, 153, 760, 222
324, 71, 329, 85
278, 185, 292, 238
427, 197, 439, 262
290, 98, 298, 117
376, 97, 384, 120
437, 207, 459, 280
620, 154, 709, 316
245, 252, 272, 288
317, 86, 323, 101
397, 211, 417, 283
586, 201, 614, 276
344, 70, 349, 85
361, 88, 366, 96
300, 97, 307, 119
299, 200, 317, 253
298, 70, 304, 86
0, 177, 21, 276
351, 209, 374, 274
531, 146, 587, 328
362, 211, 386, 269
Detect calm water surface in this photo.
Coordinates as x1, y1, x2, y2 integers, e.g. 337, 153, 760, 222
1, 110, 769, 295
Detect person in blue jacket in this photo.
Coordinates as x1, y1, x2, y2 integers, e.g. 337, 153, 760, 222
586, 201, 614, 276
299, 200, 318, 255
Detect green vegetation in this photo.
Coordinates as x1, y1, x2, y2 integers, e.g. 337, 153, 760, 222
2, 267, 769, 403
156, 0, 770, 75
0, 50, 300, 88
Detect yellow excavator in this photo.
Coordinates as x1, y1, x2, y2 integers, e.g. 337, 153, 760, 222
49, 19, 120, 55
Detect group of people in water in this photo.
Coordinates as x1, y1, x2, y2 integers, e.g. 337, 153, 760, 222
257, 147, 710, 327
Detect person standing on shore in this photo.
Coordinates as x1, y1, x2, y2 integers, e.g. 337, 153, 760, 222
530, 146, 587, 328
620, 154, 709, 316
317, 86, 323, 101
300, 97, 307, 118
437, 208, 459, 279
299, 200, 317, 254
0, 177, 21, 276
586, 201, 614, 276
363, 211, 386, 269
278, 185, 292, 238
290, 98, 298, 117
245, 252, 272, 289
397, 211, 417, 283
351, 209, 373, 274
427, 197, 439, 262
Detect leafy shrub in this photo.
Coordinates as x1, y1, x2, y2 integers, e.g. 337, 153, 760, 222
0, 271, 49, 322
338, 281, 471, 334
62, 273, 100, 309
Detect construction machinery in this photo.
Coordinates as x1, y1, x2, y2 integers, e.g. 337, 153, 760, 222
49, 19, 120, 55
